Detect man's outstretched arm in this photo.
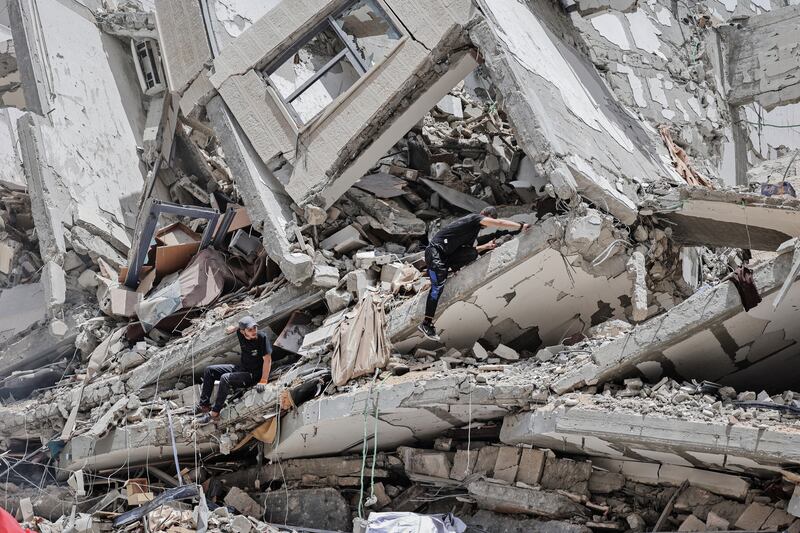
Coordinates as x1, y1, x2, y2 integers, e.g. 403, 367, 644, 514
480, 217, 531, 231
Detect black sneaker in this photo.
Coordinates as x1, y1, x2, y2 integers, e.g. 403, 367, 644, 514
193, 404, 211, 416
197, 412, 219, 425
417, 322, 440, 342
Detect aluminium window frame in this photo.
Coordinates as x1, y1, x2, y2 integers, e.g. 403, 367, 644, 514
262, 0, 401, 126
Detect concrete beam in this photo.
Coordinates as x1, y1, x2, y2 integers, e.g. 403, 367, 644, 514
205, 95, 313, 285
268, 371, 530, 461
501, 404, 800, 475
650, 187, 800, 251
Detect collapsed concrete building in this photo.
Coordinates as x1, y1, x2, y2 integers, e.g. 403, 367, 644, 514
2, 0, 800, 531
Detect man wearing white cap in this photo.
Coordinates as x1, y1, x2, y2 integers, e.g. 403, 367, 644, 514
196, 315, 272, 423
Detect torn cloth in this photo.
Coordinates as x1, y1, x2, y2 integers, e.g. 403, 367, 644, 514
730, 266, 762, 311
331, 291, 391, 386
659, 125, 712, 188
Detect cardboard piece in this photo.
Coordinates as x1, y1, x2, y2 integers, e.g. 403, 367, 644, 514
155, 222, 201, 246
154, 242, 201, 276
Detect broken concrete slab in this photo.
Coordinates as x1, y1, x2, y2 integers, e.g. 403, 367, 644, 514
0, 282, 46, 345
387, 217, 629, 351
501, 404, 800, 477
724, 5, 800, 111
650, 187, 800, 251
320, 225, 368, 255
468, 480, 588, 519
421, 177, 489, 213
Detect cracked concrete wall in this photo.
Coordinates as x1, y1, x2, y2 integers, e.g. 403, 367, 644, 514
209, 0, 479, 208
200, 0, 280, 52
554, 249, 800, 394
471, 0, 677, 224
501, 404, 800, 476
564, 0, 795, 187
725, 5, 800, 111
11, 0, 145, 266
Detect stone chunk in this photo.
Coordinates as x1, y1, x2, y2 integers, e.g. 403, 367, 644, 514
399, 447, 452, 479
472, 342, 489, 360
734, 503, 773, 531
304, 205, 327, 225
493, 343, 519, 361
224, 487, 262, 518
517, 448, 546, 485
788, 485, 800, 518
493, 446, 522, 483
312, 264, 339, 288
320, 225, 367, 254
468, 480, 588, 519
450, 449, 479, 481
540, 456, 592, 495
678, 515, 707, 532
705, 511, 729, 531
230, 515, 252, 533
325, 287, 352, 313
474, 446, 500, 477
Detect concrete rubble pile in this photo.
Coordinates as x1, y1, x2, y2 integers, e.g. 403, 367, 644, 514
1, 0, 800, 530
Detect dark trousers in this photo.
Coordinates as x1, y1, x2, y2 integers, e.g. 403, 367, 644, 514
424, 245, 478, 321
199, 364, 257, 412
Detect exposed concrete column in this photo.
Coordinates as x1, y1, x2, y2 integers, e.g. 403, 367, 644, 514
206, 95, 314, 285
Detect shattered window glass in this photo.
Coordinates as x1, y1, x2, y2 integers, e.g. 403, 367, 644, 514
270, 26, 347, 100
291, 57, 361, 123
265, 0, 402, 125
334, 0, 401, 69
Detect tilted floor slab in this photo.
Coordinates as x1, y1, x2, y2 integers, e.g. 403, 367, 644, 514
553, 250, 800, 394
648, 187, 800, 251
387, 217, 631, 351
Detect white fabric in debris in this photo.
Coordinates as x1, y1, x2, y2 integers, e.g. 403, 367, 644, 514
366, 512, 467, 533
331, 291, 391, 386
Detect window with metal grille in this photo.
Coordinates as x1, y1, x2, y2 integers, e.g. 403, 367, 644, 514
264, 0, 402, 125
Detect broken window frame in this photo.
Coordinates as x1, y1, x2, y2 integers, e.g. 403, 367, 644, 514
262, 0, 402, 127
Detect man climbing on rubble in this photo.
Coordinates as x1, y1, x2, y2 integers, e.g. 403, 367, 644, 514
195, 315, 272, 424
418, 206, 530, 341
